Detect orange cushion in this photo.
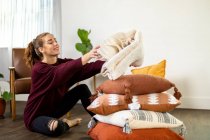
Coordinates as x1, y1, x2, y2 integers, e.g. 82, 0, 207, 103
96, 74, 174, 95
87, 122, 184, 140
96, 74, 181, 103
131, 60, 166, 78
87, 92, 181, 115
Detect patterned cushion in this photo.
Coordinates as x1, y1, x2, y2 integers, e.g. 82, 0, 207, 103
131, 59, 166, 78
87, 92, 181, 115
94, 110, 184, 130
87, 122, 184, 140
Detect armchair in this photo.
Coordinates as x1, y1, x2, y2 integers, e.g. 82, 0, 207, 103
9, 48, 31, 120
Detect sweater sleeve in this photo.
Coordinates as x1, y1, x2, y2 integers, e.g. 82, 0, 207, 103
32, 58, 83, 89
76, 60, 105, 82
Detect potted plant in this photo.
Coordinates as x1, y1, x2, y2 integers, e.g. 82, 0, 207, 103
75, 28, 93, 55
0, 73, 12, 119
75, 28, 97, 89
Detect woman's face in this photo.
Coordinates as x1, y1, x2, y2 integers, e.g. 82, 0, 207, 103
39, 34, 60, 57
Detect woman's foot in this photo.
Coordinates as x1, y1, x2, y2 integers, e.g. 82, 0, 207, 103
62, 118, 82, 127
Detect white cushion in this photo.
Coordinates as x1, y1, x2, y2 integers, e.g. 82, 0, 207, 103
94, 110, 184, 129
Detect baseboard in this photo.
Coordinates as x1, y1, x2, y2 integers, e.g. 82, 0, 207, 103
178, 97, 210, 110
16, 94, 28, 101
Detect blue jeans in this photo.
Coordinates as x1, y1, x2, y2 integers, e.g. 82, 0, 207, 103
31, 84, 94, 137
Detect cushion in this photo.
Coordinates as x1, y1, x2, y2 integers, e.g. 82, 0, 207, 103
87, 92, 181, 115
87, 122, 184, 140
94, 110, 185, 130
95, 74, 182, 103
14, 77, 31, 94
131, 59, 166, 78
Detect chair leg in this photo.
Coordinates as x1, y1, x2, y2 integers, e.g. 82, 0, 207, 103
11, 94, 16, 121
9, 67, 16, 120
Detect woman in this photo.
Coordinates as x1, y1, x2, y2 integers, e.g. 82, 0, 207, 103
23, 32, 104, 137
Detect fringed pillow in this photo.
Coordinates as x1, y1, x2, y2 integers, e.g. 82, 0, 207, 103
87, 92, 181, 115
94, 74, 181, 103
87, 122, 184, 140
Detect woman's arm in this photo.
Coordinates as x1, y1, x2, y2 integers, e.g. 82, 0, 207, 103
32, 46, 103, 88
76, 60, 105, 82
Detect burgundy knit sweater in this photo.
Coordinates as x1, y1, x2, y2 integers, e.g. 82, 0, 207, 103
24, 58, 104, 130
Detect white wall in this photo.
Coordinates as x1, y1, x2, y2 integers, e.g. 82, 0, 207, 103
0, 48, 10, 80
61, 0, 210, 109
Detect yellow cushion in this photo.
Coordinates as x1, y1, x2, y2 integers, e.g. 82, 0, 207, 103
131, 60, 166, 78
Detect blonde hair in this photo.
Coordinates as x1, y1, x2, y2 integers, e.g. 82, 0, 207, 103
24, 32, 51, 68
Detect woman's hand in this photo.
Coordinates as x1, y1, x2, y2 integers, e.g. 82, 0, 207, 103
81, 46, 102, 65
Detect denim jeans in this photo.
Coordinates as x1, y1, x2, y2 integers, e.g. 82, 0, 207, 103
31, 84, 94, 136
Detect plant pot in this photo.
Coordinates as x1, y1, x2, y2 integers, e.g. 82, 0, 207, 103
0, 98, 6, 119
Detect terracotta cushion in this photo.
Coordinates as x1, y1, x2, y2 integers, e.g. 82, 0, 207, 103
87, 92, 181, 115
87, 122, 184, 140
95, 74, 181, 103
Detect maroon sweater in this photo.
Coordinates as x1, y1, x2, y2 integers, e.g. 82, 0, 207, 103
24, 58, 104, 130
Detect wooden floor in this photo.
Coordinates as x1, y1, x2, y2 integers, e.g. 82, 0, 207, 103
0, 101, 210, 140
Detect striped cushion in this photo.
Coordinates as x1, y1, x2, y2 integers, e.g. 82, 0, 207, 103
94, 110, 184, 129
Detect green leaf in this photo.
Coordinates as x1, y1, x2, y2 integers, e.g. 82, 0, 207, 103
0, 73, 4, 78
77, 29, 91, 43
86, 44, 93, 52
75, 43, 87, 54
75, 28, 93, 55
1, 91, 12, 102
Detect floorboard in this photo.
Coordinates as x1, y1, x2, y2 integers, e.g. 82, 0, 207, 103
0, 101, 210, 140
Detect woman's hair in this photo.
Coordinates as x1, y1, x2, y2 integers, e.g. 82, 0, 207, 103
24, 32, 51, 68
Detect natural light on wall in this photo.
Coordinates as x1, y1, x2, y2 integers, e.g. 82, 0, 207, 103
0, 0, 61, 49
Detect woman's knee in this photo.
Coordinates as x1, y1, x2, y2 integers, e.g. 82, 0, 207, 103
48, 119, 58, 132
76, 84, 91, 93
48, 119, 70, 137
77, 84, 89, 89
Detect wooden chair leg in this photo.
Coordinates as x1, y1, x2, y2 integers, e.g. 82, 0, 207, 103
9, 67, 16, 120
11, 93, 16, 121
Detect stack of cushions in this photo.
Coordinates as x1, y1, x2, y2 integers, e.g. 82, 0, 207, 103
87, 60, 185, 140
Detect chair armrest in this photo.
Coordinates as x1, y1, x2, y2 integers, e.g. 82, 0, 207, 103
9, 67, 15, 70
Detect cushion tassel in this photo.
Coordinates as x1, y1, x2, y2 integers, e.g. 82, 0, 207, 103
124, 85, 132, 104
123, 119, 132, 134
89, 91, 103, 103
173, 86, 182, 100
88, 117, 97, 129
179, 124, 187, 137
89, 94, 98, 103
